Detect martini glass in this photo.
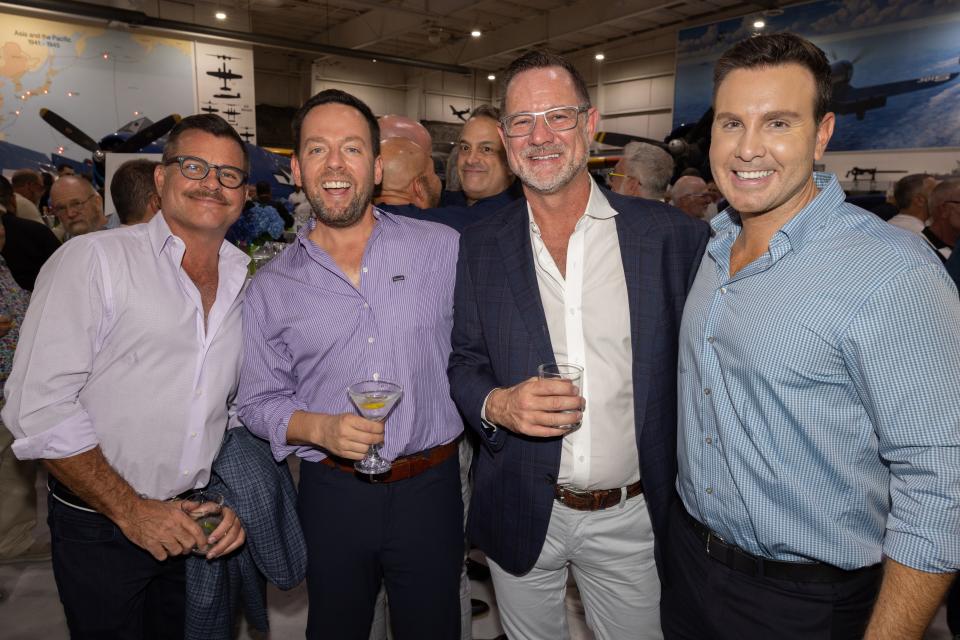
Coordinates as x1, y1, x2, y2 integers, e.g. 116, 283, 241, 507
348, 379, 403, 475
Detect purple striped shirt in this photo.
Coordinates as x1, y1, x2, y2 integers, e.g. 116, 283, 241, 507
237, 208, 463, 462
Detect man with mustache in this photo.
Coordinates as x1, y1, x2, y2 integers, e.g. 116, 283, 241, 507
2, 114, 249, 638
447, 50, 708, 638
237, 89, 464, 639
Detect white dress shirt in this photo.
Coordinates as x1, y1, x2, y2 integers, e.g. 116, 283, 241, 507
528, 180, 640, 490
2, 212, 249, 499
887, 213, 926, 235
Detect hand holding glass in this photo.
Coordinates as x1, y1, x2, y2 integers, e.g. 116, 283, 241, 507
180, 491, 224, 556
538, 363, 584, 430
348, 380, 403, 475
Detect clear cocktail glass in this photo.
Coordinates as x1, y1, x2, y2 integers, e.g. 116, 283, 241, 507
180, 491, 225, 556
348, 379, 403, 475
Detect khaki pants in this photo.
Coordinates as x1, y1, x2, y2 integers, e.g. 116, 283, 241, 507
0, 419, 38, 558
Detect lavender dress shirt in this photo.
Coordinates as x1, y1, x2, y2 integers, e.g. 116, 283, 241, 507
238, 209, 463, 462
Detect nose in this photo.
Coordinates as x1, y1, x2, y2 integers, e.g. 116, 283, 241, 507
735, 124, 765, 162
200, 168, 221, 191
325, 147, 345, 170
464, 147, 481, 165
528, 114, 555, 146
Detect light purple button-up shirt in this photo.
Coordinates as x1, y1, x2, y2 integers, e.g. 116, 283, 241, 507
237, 209, 463, 462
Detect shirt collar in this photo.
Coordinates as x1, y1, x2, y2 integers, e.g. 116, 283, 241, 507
711, 172, 844, 252
148, 210, 250, 267
296, 205, 397, 252
527, 177, 618, 233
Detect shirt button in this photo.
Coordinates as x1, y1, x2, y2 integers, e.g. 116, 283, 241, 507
578, 456, 584, 462
719, 287, 727, 294
705, 436, 713, 444
704, 388, 712, 396
707, 336, 715, 344
195, 389, 202, 397
362, 266, 368, 273
363, 302, 369, 309
183, 470, 189, 476
191, 432, 198, 439
367, 337, 375, 344
705, 487, 713, 494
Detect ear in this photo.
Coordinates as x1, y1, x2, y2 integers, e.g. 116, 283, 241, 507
291, 153, 303, 188
411, 175, 427, 208
585, 106, 600, 139
813, 112, 835, 161
149, 192, 162, 214
154, 163, 166, 194
373, 155, 383, 187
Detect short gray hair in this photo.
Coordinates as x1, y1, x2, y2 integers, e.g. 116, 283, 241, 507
929, 178, 960, 215
621, 141, 674, 199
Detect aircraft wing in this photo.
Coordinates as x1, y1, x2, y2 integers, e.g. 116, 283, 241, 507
206, 70, 243, 80
833, 72, 958, 116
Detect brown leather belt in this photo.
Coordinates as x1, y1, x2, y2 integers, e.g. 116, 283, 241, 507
554, 479, 643, 511
320, 440, 457, 483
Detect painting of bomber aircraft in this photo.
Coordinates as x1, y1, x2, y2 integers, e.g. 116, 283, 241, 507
830, 57, 959, 120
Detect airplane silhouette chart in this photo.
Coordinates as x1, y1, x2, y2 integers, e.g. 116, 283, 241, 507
829, 56, 960, 120
240, 127, 256, 143
201, 101, 219, 114
223, 106, 240, 123
450, 105, 469, 121
206, 54, 243, 94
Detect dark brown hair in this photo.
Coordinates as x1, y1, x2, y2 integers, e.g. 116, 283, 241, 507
714, 33, 833, 123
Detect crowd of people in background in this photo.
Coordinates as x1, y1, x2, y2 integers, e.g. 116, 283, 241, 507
1, 29, 959, 640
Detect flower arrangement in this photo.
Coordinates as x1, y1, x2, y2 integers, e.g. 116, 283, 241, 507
226, 204, 286, 247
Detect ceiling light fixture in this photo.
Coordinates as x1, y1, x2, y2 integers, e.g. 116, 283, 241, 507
753, 19, 765, 28
594, 53, 605, 61
215, 11, 227, 20
471, 29, 482, 38
487, 74, 495, 80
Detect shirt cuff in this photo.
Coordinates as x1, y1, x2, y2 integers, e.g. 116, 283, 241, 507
883, 526, 960, 573
480, 388, 499, 430
11, 411, 99, 460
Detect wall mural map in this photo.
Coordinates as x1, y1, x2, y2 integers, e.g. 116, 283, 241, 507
674, 0, 960, 151
0, 13, 196, 161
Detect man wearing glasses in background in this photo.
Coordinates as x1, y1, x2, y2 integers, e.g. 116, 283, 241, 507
48, 174, 119, 241
3, 114, 248, 639
448, 50, 708, 638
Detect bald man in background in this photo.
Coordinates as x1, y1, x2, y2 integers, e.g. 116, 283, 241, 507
375, 137, 442, 209
49, 176, 119, 240
378, 114, 434, 154
668, 175, 712, 219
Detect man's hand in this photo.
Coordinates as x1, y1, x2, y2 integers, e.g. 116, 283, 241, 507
287, 411, 384, 460
115, 498, 209, 561
485, 377, 584, 437
202, 506, 245, 560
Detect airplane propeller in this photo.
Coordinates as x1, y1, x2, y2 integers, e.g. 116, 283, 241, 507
39, 108, 182, 186
116, 114, 181, 153
39, 108, 100, 153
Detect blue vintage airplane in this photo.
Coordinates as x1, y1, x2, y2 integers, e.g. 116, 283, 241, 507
34, 108, 293, 195
829, 57, 960, 120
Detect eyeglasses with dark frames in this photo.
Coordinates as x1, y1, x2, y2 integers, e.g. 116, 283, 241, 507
163, 156, 247, 189
500, 106, 589, 138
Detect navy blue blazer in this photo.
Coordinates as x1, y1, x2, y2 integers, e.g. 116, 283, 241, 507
448, 189, 709, 575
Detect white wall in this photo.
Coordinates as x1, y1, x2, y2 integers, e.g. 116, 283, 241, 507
310, 58, 409, 116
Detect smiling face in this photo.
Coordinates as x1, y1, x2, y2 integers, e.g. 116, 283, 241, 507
710, 63, 834, 225
292, 102, 382, 229
457, 116, 513, 203
155, 129, 246, 238
501, 66, 597, 196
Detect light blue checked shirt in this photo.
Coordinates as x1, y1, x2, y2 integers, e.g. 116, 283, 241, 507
678, 172, 960, 573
